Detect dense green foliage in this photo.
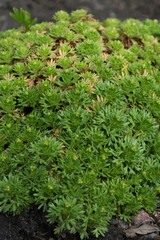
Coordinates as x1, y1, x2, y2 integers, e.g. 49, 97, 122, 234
0, 9, 160, 239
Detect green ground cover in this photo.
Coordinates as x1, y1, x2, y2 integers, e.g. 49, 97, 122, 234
0, 9, 160, 239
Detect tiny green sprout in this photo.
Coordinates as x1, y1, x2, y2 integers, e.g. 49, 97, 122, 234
70, 9, 88, 22
83, 30, 101, 41
76, 40, 103, 57
108, 55, 125, 70
36, 44, 52, 60
28, 59, 44, 74
6, 123, 11, 128
57, 57, 73, 69
53, 10, 69, 22
0, 174, 32, 215
56, 69, 80, 87
64, 30, 77, 42
109, 40, 124, 51
49, 25, 67, 38
0, 65, 12, 77
14, 42, 30, 59
75, 61, 87, 72
103, 18, 121, 27
10, 7, 37, 31
14, 62, 25, 76
73, 22, 89, 34
42, 66, 56, 77
104, 26, 120, 40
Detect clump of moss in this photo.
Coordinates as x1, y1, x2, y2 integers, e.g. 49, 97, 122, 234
0, 9, 160, 239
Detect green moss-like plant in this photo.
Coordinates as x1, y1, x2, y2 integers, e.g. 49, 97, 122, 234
0, 8, 160, 239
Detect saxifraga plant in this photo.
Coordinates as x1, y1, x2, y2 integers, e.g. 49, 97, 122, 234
0, 8, 160, 239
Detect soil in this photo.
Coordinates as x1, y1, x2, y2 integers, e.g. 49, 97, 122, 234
0, 0, 160, 239
0, 206, 138, 240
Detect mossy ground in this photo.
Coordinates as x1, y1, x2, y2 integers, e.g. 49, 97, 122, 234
0, 5, 160, 240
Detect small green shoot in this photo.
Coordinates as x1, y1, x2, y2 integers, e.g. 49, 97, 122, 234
10, 7, 37, 31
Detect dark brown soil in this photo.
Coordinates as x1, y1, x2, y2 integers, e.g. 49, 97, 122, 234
0, 0, 160, 239
0, 206, 138, 240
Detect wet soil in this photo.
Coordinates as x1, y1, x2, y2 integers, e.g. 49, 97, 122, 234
0, 0, 160, 239
0, 206, 138, 240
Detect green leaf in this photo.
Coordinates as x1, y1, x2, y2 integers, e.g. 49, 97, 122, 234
10, 7, 37, 31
